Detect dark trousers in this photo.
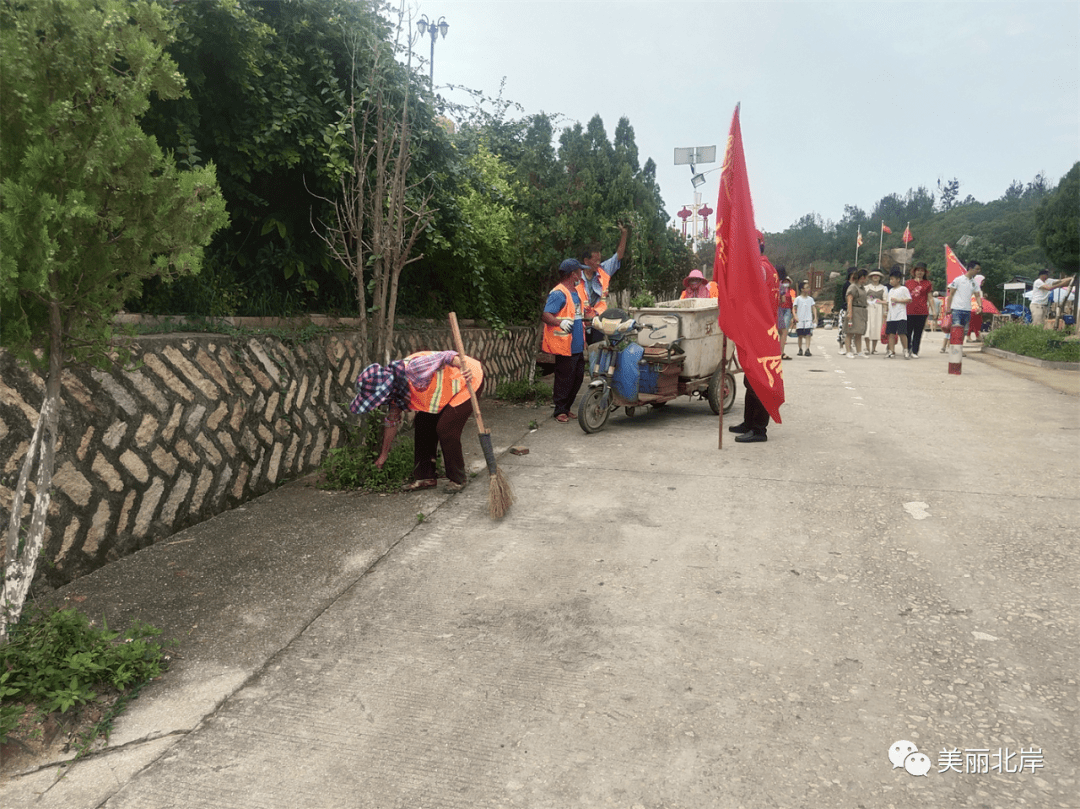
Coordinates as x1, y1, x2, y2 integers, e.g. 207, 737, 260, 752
413, 395, 475, 485
743, 375, 770, 435
552, 353, 585, 416
907, 315, 928, 355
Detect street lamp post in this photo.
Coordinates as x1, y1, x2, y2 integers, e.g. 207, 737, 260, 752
416, 15, 449, 85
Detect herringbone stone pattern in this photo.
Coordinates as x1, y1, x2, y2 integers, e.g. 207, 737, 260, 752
0, 325, 538, 591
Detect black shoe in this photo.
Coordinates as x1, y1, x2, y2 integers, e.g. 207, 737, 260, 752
728, 423, 751, 434
734, 431, 767, 443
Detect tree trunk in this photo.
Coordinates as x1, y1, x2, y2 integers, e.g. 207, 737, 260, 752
1, 298, 63, 643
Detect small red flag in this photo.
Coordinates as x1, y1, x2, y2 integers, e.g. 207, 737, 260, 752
712, 105, 784, 424
945, 244, 966, 284
903, 225, 913, 244
882, 223, 893, 234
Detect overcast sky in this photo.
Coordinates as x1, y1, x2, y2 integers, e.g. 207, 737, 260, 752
410, 0, 1079, 235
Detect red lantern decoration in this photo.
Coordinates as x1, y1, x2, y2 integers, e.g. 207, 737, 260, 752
677, 206, 692, 238
697, 204, 713, 240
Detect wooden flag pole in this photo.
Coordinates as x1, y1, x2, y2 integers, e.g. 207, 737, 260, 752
718, 334, 728, 450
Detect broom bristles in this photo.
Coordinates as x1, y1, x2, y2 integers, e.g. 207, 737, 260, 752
487, 467, 514, 520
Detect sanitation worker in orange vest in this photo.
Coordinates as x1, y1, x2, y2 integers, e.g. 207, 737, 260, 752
350, 351, 483, 492
580, 223, 629, 345
541, 258, 587, 423
679, 269, 719, 299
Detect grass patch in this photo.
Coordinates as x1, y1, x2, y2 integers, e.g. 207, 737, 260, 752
984, 323, 1079, 362
1, 606, 167, 750
320, 417, 436, 492
494, 379, 553, 404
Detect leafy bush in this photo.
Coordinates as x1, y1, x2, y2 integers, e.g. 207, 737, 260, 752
629, 292, 656, 308
320, 417, 432, 491
494, 380, 553, 403
984, 323, 1079, 362
1, 607, 166, 744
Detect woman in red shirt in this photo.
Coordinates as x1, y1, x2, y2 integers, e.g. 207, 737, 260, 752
904, 262, 933, 358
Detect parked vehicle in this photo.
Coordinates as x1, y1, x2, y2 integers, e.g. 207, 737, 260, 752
577, 300, 739, 434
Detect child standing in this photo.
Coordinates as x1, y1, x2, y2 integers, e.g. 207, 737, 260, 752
793, 281, 818, 356
885, 269, 912, 358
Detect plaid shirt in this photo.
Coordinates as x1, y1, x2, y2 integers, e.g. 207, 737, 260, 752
349, 352, 458, 414
349, 360, 409, 415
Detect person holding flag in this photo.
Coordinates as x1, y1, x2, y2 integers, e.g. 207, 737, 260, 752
940, 250, 982, 361
711, 104, 785, 445
728, 234, 781, 442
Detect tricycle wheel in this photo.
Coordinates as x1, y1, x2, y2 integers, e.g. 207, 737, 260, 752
708, 370, 737, 415
579, 387, 610, 433
624, 406, 636, 418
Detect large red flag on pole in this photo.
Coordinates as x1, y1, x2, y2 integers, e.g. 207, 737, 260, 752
713, 105, 784, 424
944, 243, 966, 284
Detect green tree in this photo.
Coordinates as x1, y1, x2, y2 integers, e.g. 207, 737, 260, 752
0, 0, 228, 641
314, 15, 435, 366
1036, 162, 1080, 273
137, 0, 391, 316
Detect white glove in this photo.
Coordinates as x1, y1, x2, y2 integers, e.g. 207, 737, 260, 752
559, 319, 573, 332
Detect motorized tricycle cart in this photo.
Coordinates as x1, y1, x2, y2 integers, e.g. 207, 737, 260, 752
577, 298, 741, 433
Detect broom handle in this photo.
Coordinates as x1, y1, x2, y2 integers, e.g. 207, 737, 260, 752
448, 312, 487, 434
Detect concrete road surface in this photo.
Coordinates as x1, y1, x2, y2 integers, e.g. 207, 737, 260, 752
4, 346, 1077, 809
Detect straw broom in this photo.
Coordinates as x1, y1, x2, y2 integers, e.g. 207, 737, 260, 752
448, 312, 514, 519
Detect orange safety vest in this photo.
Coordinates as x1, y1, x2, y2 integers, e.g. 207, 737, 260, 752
680, 281, 718, 300
581, 268, 612, 317
541, 283, 582, 356
406, 352, 483, 414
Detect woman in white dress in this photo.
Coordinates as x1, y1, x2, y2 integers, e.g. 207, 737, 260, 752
864, 268, 887, 355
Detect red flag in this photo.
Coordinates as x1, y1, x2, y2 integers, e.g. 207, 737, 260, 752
712, 105, 784, 423
903, 225, 913, 244
882, 223, 893, 234
944, 244, 966, 283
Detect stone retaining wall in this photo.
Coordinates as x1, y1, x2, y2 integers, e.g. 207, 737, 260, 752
0, 323, 539, 592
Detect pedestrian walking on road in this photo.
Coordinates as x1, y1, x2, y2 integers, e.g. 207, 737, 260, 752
836, 267, 854, 351
941, 260, 982, 353
864, 269, 887, 355
905, 262, 932, 358
350, 351, 484, 493
793, 281, 818, 356
845, 269, 869, 357
884, 269, 912, 358
777, 267, 795, 360
542, 258, 587, 423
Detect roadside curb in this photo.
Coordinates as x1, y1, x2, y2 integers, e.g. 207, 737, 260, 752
980, 345, 1080, 371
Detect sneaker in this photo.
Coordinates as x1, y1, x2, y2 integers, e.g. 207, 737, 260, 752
797, 349, 804, 356
885, 352, 893, 358
911, 353, 919, 359
904, 349, 911, 358
805, 350, 812, 357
